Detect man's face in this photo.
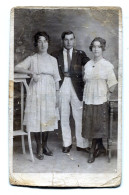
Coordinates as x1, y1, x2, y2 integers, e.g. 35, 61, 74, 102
63, 34, 75, 50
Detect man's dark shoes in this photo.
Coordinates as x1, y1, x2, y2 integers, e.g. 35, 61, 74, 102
62, 145, 72, 153
43, 146, 53, 156
76, 146, 90, 153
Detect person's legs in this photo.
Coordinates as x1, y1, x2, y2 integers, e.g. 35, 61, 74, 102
60, 97, 72, 147
70, 85, 89, 149
59, 79, 72, 148
88, 138, 97, 163
42, 131, 53, 156
94, 138, 106, 157
98, 138, 106, 151
34, 132, 44, 160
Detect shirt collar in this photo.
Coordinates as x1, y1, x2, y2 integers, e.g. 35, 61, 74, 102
63, 47, 73, 53
91, 58, 104, 64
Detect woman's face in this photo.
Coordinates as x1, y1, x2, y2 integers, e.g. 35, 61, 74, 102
37, 36, 48, 53
92, 41, 103, 58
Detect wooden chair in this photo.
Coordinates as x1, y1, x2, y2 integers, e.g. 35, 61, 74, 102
13, 74, 34, 162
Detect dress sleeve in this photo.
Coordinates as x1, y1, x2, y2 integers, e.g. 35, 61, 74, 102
53, 57, 61, 82
83, 61, 91, 81
15, 56, 31, 70
83, 64, 87, 81
107, 63, 118, 88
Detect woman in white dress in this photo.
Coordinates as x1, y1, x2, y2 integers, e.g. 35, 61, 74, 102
82, 37, 118, 163
15, 32, 61, 160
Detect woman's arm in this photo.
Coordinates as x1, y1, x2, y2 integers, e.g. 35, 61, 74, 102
14, 56, 34, 76
55, 82, 59, 91
15, 56, 40, 82
55, 82, 59, 107
109, 84, 117, 93
107, 84, 117, 101
82, 64, 87, 83
14, 66, 34, 76
15, 66, 40, 82
107, 62, 118, 100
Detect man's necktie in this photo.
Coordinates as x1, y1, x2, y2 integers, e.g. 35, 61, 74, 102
67, 49, 71, 72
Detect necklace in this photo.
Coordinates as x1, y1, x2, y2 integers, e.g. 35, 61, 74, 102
92, 57, 103, 68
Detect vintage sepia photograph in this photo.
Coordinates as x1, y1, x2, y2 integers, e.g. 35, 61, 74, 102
9, 7, 122, 187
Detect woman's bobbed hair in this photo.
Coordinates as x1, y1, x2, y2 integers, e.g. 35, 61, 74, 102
89, 37, 106, 51
34, 31, 50, 47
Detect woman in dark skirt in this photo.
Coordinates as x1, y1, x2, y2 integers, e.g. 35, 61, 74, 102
82, 37, 117, 163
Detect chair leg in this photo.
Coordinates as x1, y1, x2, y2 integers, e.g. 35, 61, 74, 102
107, 138, 112, 163
21, 135, 26, 154
28, 132, 34, 162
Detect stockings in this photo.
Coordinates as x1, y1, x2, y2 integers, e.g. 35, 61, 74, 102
88, 138, 106, 163
34, 132, 53, 160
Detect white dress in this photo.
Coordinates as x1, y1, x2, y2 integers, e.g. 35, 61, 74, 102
15, 53, 61, 132
83, 58, 118, 105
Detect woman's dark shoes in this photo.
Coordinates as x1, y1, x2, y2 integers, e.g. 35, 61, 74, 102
88, 153, 95, 163
37, 153, 44, 160
43, 146, 53, 156
36, 144, 44, 160
94, 146, 106, 158
76, 147, 90, 153
62, 145, 72, 153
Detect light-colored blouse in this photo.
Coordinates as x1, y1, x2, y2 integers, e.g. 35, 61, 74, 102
83, 58, 118, 105
15, 53, 61, 83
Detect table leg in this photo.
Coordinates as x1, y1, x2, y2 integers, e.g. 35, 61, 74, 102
108, 102, 114, 162
21, 82, 26, 154
28, 132, 34, 162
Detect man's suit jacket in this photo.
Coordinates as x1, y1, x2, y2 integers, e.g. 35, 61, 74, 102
52, 48, 90, 101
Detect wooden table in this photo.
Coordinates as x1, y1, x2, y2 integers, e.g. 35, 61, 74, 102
14, 73, 34, 162
14, 73, 30, 133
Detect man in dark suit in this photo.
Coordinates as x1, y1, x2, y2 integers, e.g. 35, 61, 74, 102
53, 31, 90, 153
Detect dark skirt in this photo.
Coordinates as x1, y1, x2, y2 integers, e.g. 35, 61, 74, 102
82, 102, 109, 139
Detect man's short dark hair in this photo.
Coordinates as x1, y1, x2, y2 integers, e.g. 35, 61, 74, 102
89, 37, 106, 51
61, 31, 75, 40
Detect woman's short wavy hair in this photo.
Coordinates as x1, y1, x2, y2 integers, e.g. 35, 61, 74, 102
89, 37, 106, 51
34, 31, 50, 47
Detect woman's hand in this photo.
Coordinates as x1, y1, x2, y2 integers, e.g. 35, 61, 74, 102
107, 85, 116, 101
32, 73, 39, 82
56, 90, 59, 108
107, 91, 112, 101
